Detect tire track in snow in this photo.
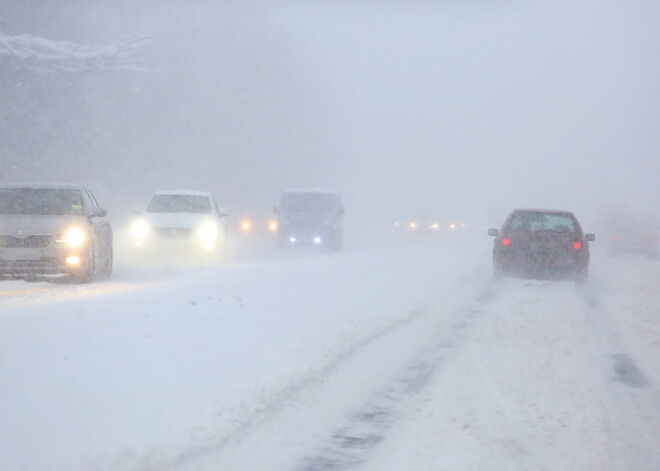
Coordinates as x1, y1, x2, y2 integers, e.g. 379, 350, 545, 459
295, 307, 484, 471
131, 301, 446, 471
583, 294, 660, 470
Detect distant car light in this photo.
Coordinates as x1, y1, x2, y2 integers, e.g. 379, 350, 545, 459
409, 222, 418, 230
313, 236, 322, 245
132, 219, 150, 239
289, 236, 297, 243
241, 220, 252, 232
64, 227, 86, 248
573, 242, 582, 250
268, 221, 278, 232
502, 238, 511, 246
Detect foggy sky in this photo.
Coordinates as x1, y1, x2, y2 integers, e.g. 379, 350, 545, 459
1, 0, 659, 230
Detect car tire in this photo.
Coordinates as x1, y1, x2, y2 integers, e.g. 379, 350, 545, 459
98, 242, 113, 279
575, 266, 588, 285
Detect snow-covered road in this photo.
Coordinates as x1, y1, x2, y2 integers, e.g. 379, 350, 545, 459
1, 239, 659, 470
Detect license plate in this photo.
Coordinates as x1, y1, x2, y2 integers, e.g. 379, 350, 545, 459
1, 248, 42, 261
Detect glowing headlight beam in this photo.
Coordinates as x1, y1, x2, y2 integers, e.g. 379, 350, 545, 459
197, 221, 219, 241
132, 219, 150, 239
64, 227, 86, 247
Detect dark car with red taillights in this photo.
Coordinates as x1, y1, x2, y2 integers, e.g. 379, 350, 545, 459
488, 209, 595, 282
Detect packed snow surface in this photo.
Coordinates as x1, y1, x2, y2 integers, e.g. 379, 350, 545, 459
1, 239, 659, 470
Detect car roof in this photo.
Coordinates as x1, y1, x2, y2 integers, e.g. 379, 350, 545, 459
0, 182, 88, 191
282, 188, 339, 195
153, 189, 213, 197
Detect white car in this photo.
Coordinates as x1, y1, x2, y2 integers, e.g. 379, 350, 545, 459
131, 190, 229, 258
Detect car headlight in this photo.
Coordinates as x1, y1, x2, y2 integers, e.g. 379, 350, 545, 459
64, 227, 86, 248
132, 219, 150, 239
240, 219, 252, 232
197, 221, 219, 241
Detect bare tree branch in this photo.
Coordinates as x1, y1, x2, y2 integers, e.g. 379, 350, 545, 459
0, 34, 156, 74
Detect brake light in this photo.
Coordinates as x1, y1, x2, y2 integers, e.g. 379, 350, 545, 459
573, 242, 582, 250
502, 238, 511, 246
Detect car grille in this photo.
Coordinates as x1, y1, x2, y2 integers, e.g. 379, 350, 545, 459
0, 235, 53, 248
154, 228, 193, 238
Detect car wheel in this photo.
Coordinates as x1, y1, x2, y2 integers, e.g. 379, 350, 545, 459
99, 242, 113, 279
575, 266, 588, 285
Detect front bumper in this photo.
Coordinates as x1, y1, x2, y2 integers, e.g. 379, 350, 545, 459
0, 246, 88, 277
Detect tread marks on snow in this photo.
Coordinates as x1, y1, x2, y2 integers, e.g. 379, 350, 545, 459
611, 354, 651, 389
296, 307, 481, 471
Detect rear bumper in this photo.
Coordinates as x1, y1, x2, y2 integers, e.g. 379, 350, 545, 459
494, 251, 589, 279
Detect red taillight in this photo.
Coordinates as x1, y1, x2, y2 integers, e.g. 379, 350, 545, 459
573, 242, 582, 250
502, 238, 511, 246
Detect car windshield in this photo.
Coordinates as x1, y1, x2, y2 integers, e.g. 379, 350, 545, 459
509, 212, 576, 233
146, 194, 212, 213
0, 188, 84, 215
280, 193, 340, 212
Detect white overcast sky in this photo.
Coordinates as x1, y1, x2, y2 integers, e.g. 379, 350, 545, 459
1, 0, 658, 226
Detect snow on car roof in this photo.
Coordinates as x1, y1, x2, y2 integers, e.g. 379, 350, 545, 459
154, 189, 213, 197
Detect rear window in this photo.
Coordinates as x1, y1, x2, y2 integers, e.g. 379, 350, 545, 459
0, 188, 84, 215
508, 212, 576, 233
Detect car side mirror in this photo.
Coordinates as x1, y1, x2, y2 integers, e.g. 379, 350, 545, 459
218, 208, 230, 217
91, 207, 108, 218
488, 228, 499, 236
585, 234, 595, 242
